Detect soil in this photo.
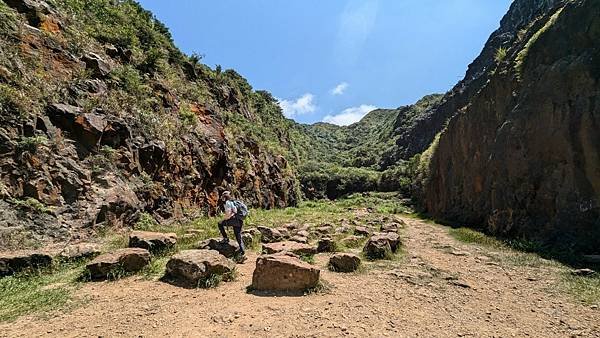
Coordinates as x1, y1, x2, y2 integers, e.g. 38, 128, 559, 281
1, 217, 599, 338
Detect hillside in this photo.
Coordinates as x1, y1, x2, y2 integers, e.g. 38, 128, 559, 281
0, 0, 302, 247
423, 0, 600, 253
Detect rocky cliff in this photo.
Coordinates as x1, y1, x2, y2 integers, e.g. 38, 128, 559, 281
424, 0, 600, 252
0, 0, 299, 247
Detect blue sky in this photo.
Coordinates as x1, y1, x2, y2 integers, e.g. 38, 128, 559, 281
137, 0, 513, 125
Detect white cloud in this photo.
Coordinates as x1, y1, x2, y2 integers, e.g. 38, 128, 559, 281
331, 82, 349, 96
335, 0, 379, 66
278, 94, 316, 118
323, 104, 377, 126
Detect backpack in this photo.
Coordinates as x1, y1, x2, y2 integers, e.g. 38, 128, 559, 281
233, 200, 249, 219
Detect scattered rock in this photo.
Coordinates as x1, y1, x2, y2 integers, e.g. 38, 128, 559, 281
85, 248, 150, 280
251, 254, 320, 292
0, 250, 53, 277
262, 241, 317, 256
241, 233, 254, 248
363, 236, 393, 260
380, 222, 401, 233
128, 231, 177, 253
571, 268, 596, 277
275, 227, 291, 239
82, 52, 111, 77
354, 226, 371, 237
59, 243, 101, 261
164, 249, 235, 288
257, 226, 283, 243
329, 253, 361, 273
335, 225, 353, 234
378, 232, 401, 252
290, 235, 308, 244
317, 237, 336, 253
199, 238, 240, 258
315, 225, 333, 235
296, 230, 310, 238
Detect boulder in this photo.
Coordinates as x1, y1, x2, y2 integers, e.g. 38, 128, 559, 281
296, 230, 310, 238
251, 254, 320, 292
363, 236, 393, 260
380, 222, 402, 233
317, 237, 336, 253
257, 226, 283, 243
275, 227, 291, 239
354, 226, 371, 237
82, 52, 111, 77
164, 249, 235, 288
0, 251, 53, 277
59, 243, 101, 261
380, 232, 401, 252
315, 225, 333, 235
199, 238, 240, 258
128, 231, 177, 253
290, 235, 308, 244
262, 241, 317, 256
73, 113, 107, 148
329, 253, 361, 273
86, 248, 150, 280
242, 233, 254, 248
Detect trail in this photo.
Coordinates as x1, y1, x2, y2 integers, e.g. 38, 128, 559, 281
2, 217, 598, 338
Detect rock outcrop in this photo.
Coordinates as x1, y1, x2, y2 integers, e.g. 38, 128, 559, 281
424, 0, 600, 252
0, 0, 299, 248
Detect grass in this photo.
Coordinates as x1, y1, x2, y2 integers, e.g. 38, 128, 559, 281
0, 262, 87, 322
447, 226, 599, 305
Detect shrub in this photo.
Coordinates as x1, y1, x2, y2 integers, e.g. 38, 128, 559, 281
494, 46, 507, 63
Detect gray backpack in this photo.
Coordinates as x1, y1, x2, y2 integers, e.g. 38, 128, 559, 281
233, 200, 249, 219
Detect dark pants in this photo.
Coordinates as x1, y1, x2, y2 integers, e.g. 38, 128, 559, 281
218, 217, 245, 254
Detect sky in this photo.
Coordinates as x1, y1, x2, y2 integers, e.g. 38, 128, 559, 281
137, 0, 513, 125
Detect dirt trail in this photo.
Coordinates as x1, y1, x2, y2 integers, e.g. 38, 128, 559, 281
2, 217, 598, 337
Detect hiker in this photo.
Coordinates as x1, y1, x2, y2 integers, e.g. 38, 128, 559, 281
218, 191, 249, 260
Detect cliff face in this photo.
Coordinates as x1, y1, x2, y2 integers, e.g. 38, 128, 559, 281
424, 0, 600, 252
0, 0, 299, 247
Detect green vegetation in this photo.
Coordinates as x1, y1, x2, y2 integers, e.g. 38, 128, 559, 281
494, 46, 508, 63
515, 7, 564, 79
0, 263, 86, 322
449, 226, 600, 305
10, 197, 53, 214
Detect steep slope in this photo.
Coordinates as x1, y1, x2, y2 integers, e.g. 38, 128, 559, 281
0, 0, 300, 247
424, 0, 600, 252
294, 94, 442, 199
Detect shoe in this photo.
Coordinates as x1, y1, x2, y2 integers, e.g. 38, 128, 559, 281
236, 255, 247, 264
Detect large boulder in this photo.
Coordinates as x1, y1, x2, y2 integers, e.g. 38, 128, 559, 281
0, 251, 53, 277
164, 249, 235, 288
85, 248, 150, 280
363, 236, 393, 260
251, 254, 320, 292
198, 238, 240, 258
82, 52, 111, 77
262, 241, 317, 256
257, 226, 283, 243
329, 253, 361, 273
128, 231, 177, 253
379, 232, 401, 252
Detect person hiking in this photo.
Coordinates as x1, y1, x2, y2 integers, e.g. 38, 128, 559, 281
218, 191, 249, 262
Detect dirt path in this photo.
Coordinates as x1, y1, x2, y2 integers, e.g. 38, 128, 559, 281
2, 217, 599, 337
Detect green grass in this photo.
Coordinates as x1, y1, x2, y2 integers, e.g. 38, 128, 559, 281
447, 226, 599, 305
0, 263, 86, 322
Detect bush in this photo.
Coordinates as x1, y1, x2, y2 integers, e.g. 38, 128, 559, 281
299, 162, 380, 200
